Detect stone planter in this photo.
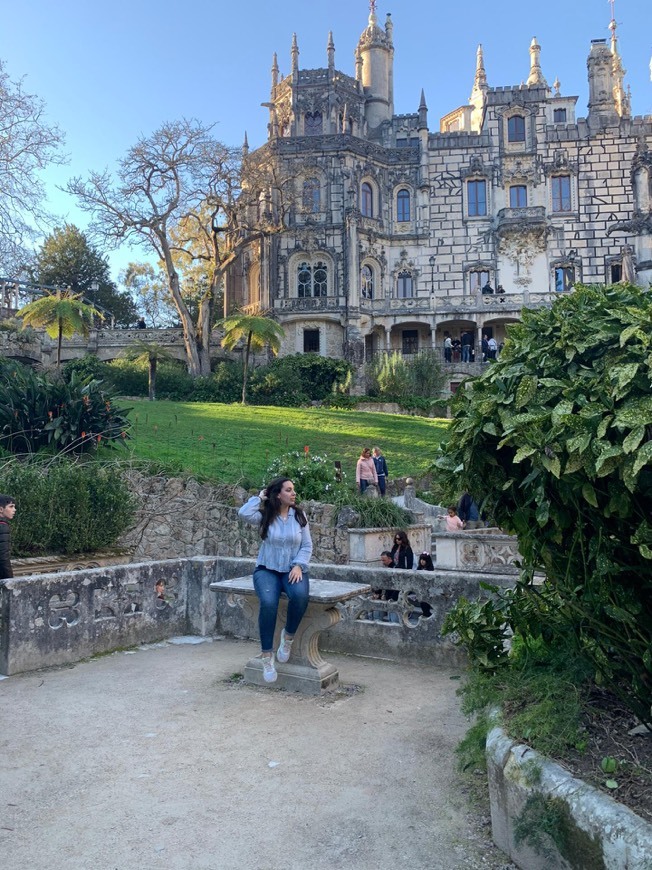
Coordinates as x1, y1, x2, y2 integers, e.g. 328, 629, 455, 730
487, 724, 652, 869
434, 529, 520, 574
348, 524, 431, 566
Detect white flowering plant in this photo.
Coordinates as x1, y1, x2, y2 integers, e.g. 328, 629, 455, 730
264, 451, 348, 502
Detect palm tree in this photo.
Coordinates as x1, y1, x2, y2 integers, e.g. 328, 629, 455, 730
122, 339, 176, 401
18, 288, 102, 366
219, 313, 285, 404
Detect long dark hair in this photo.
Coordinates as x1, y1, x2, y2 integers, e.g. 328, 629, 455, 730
394, 530, 410, 549
259, 477, 307, 540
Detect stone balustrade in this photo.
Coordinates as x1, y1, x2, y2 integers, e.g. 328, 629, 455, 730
434, 528, 520, 574
0, 556, 516, 676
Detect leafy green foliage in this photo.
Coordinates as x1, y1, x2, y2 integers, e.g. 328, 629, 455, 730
333, 493, 414, 529
33, 224, 137, 326
436, 284, 652, 725
0, 459, 136, 555
219, 312, 285, 404
18, 288, 102, 366
0, 359, 130, 455
367, 351, 446, 403
264, 451, 348, 502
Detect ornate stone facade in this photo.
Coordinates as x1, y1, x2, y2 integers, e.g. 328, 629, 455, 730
224, 6, 652, 384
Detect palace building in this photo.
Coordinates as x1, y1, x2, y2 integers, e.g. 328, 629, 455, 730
224, 3, 652, 383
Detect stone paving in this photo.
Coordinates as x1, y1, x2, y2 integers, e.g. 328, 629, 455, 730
0, 637, 515, 870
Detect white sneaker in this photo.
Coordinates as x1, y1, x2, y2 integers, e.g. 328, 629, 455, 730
261, 654, 277, 683
277, 629, 293, 663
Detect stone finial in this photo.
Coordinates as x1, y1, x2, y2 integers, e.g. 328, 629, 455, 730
418, 89, 428, 130
327, 31, 335, 71
242, 131, 249, 157
271, 52, 279, 91
355, 46, 363, 82
474, 43, 488, 91
609, 16, 630, 118
291, 33, 299, 75
553, 76, 561, 95
385, 12, 393, 43
527, 36, 548, 87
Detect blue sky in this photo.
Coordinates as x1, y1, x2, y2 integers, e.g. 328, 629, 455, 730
3, 0, 651, 281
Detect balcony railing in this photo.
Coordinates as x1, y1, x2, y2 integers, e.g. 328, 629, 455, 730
496, 206, 547, 234
273, 296, 344, 312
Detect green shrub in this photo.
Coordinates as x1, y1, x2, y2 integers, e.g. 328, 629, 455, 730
334, 493, 414, 529
108, 358, 149, 396
62, 355, 114, 386
189, 362, 242, 403
436, 283, 652, 726
249, 367, 308, 407
155, 362, 194, 401
0, 459, 136, 555
0, 359, 131, 455
367, 351, 445, 404
264, 451, 349, 502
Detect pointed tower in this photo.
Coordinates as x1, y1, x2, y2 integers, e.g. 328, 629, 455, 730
291, 33, 299, 78
609, 13, 631, 118
469, 44, 488, 132
356, 3, 395, 130
587, 38, 619, 130
327, 31, 335, 75
242, 131, 249, 157
526, 37, 548, 88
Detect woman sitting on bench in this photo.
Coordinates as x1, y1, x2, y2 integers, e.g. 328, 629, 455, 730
238, 477, 313, 683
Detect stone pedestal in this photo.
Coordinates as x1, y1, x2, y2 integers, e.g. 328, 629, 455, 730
211, 577, 371, 694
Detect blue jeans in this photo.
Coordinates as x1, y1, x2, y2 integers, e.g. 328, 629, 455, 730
462, 345, 471, 362
253, 566, 310, 652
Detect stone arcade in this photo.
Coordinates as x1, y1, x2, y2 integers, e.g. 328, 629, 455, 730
224, 4, 652, 386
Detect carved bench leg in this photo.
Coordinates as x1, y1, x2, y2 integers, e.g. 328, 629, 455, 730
241, 597, 341, 694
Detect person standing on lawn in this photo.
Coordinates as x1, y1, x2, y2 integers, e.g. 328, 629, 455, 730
238, 477, 312, 684
356, 447, 378, 493
372, 447, 389, 496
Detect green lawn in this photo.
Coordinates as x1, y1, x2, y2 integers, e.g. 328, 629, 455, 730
125, 399, 448, 487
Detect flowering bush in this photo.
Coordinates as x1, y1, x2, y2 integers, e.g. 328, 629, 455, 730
264, 451, 348, 502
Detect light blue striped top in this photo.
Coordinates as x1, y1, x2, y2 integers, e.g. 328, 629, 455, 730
238, 496, 313, 573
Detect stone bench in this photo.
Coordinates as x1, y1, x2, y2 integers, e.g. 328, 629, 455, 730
210, 576, 371, 694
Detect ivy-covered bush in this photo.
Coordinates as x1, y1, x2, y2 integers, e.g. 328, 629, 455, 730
0, 359, 131, 455
0, 459, 136, 555
436, 284, 652, 725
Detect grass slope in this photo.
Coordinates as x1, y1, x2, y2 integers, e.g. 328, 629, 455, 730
126, 399, 448, 487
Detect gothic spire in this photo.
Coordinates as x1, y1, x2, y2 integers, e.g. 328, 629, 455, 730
242, 131, 249, 157
609, 6, 631, 118
327, 31, 335, 72
271, 52, 279, 93
291, 33, 299, 75
473, 44, 488, 92
527, 36, 548, 87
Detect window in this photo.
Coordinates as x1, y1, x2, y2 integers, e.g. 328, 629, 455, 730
467, 180, 487, 217
396, 270, 413, 298
397, 189, 411, 222
361, 264, 374, 299
554, 266, 575, 292
507, 115, 526, 142
361, 182, 373, 217
551, 175, 571, 213
402, 329, 418, 355
610, 263, 622, 284
303, 329, 320, 353
297, 260, 328, 297
553, 108, 567, 123
304, 112, 323, 136
469, 270, 490, 293
302, 178, 320, 213
509, 185, 527, 208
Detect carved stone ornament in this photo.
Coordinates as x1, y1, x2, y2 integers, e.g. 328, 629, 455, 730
501, 155, 538, 185
498, 227, 548, 270
543, 149, 579, 177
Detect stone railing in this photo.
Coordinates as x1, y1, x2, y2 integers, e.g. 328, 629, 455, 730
0, 556, 516, 675
434, 529, 520, 574
273, 296, 345, 312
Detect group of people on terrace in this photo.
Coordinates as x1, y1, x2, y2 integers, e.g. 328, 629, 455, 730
443, 330, 502, 364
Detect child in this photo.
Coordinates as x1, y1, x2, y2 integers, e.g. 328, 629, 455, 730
417, 552, 434, 571
439, 505, 464, 532
0, 495, 17, 580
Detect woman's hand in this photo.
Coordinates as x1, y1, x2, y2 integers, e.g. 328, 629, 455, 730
258, 489, 268, 500
288, 565, 303, 584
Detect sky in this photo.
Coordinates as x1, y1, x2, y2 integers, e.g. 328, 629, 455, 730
3, 0, 651, 283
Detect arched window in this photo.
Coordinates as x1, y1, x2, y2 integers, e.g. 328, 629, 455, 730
507, 115, 526, 142
296, 260, 328, 298
305, 112, 323, 136
361, 264, 374, 299
302, 178, 321, 213
361, 182, 373, 217
397, 270, 413, 299
397, 189, 411, 222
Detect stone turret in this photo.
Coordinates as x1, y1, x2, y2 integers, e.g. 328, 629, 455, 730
526, 36, 548, 88
356, 3, 394, 130
327, 30, 335, 74
469, 44, 488, 132
587, 38, 619, 131
609, 16, 631, 118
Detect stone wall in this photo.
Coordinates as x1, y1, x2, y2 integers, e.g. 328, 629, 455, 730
118, 471, 410, 565
0, 556, 516, 675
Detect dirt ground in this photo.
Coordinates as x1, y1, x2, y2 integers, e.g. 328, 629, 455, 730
0, 637, 516, 870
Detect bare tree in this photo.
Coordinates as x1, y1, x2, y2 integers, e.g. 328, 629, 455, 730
0, 59, 66, 274
68, 122, 300, 375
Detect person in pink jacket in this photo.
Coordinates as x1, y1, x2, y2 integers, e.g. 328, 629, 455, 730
356, 447, 378, 493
